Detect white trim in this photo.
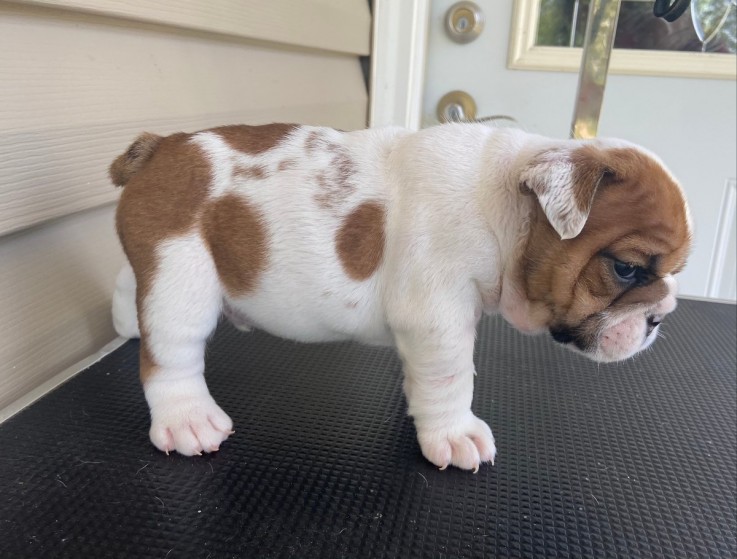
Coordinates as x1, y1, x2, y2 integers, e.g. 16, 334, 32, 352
0, 336, 128, 424
369, 0, 430, 129
508, 0, 737, 80
706, 179, 737, 299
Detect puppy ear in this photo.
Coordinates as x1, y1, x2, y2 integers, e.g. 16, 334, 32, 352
520, 144, 613, 240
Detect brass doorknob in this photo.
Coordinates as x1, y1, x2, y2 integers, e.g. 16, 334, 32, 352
436, 90, 477, 123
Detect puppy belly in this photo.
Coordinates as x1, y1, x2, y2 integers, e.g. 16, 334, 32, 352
222, 302, 254, 332
224, 290, 392, 345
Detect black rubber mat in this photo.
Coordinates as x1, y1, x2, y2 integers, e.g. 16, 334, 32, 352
0, 298, 735, 558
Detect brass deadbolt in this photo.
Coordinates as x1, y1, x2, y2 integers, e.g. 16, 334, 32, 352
445, 1, 485, 44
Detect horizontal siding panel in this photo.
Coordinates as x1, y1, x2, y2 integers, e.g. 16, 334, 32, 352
0, 4, 368, 235
0, 204, 124, 412
1, 3, 368, 132
1, 102, 366, 235
10, 0, 371, 55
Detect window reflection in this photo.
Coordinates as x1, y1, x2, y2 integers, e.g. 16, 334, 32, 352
537, 0, 736, 53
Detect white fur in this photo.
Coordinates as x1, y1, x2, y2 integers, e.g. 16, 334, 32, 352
112, 261, 139, 338
595, 274, 678, 362
520, 157, 585, 240
113, 123, 685, 469
142, 234, 231, 455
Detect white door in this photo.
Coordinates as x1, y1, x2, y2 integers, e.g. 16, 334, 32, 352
421, 0, 737, 300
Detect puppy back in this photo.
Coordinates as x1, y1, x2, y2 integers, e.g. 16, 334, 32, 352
109, 132, 163, 187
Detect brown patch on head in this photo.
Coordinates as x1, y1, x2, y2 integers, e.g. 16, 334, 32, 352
518, 144, 692, 337
584, 147, 692, 272
336, 201, 386, 281
115, 132, 212, 382
611, 277, 669, 309
201, 194, 268, 296
570, 144, 614, 213
212, 123, 297, 154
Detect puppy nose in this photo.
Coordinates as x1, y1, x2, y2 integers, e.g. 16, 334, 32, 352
646, 315, 662, 336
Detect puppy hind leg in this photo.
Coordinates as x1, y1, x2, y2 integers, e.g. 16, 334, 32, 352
112, 260, 140, 339
140, 234, 233, 456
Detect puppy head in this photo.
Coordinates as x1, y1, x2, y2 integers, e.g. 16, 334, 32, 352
513, 139, 692, 362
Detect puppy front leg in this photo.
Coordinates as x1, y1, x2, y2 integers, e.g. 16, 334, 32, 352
395, 324, 496, 472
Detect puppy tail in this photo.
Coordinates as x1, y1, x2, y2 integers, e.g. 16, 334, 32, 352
109, 132, 163, 187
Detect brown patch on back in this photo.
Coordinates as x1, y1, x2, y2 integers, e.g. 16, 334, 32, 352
332, 148, 356, 189
314, 172, 335, 209
233, 164, 269, 181
518, 145, 692, 330
314, 149, 357, 210
115, 132, 212, 382
201, 194, 268, 296
336, 201, 386, 281
305, 130, 325, 153
277, 159, 297, 172
213, 123, 297, 154
300, 129, 358, 211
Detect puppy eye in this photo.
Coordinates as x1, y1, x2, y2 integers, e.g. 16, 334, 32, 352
613, 260, 639, 281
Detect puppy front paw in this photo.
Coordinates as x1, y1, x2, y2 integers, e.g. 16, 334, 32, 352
416, 413, 496, 472
148, 395, 234, 456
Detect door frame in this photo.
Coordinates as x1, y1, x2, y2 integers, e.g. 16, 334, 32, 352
369, 0, 430, 129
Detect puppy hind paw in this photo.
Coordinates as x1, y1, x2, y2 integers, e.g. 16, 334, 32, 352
149, 396, 234, 456
417, 414, 496, 472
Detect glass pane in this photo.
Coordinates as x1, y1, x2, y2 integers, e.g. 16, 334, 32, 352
537, 0, 589, 46
536, 0, 737, 53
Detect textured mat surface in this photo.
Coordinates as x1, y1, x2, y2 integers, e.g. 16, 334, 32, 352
0, 298, 735, 558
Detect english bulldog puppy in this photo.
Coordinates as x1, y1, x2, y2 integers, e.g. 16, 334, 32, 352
110, 123, 692, 471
